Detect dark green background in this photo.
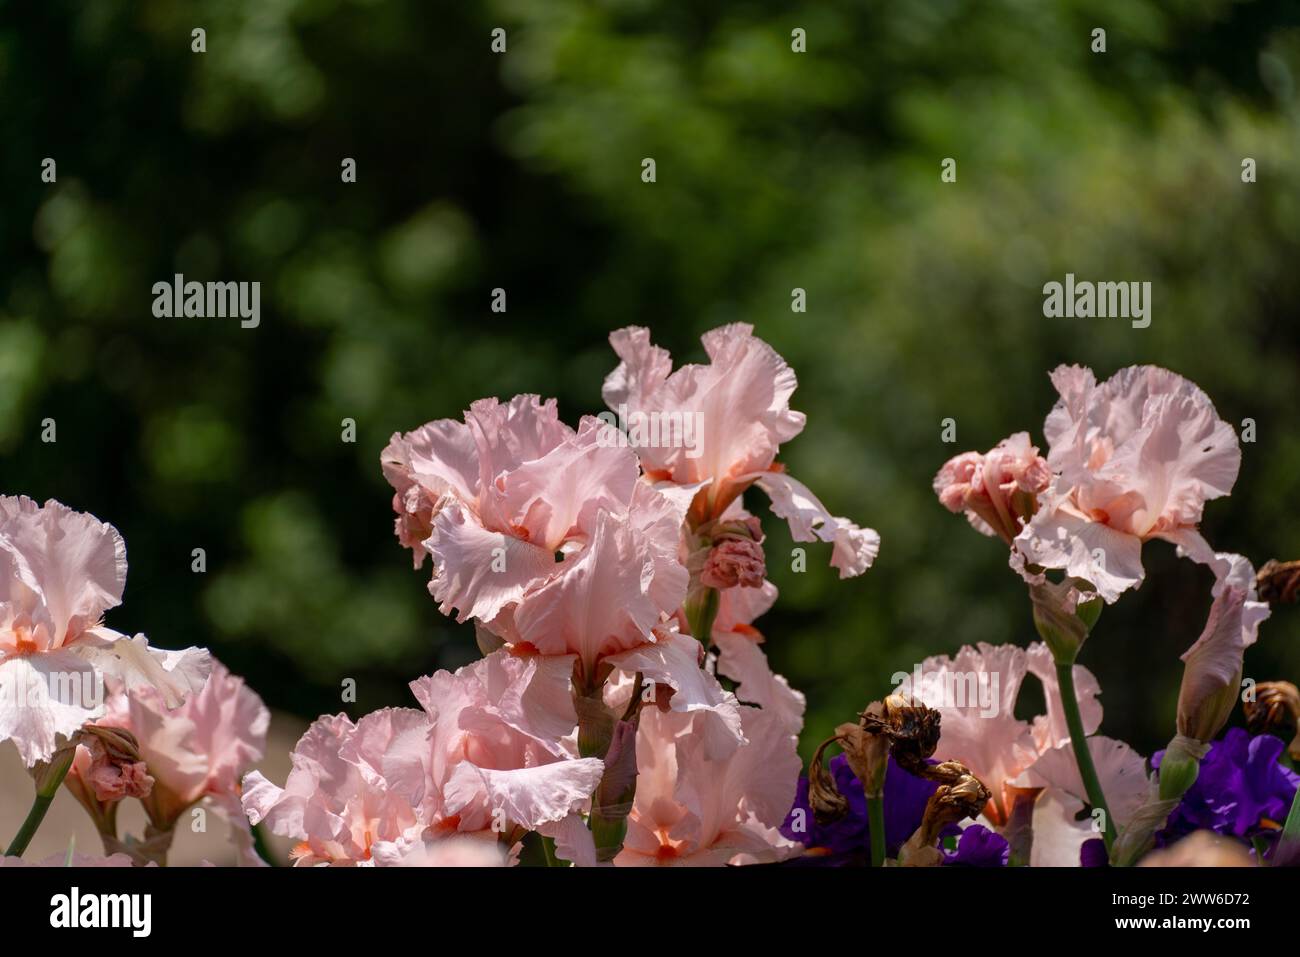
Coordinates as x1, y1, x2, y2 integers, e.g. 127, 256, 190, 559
3, 0, 1299, 761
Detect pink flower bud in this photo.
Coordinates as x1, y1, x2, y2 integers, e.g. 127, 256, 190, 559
701, 538, 766, 590
71, 729, 154, 803
935, 434, 1050, 543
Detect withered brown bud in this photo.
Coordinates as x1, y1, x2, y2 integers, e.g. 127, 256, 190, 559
79, 725, 144, 764
838, 709, 890, 797
1244, 680, 1300, 760
898, 760, 992, 865
919, 770, 990, 845
807, 735, 849, 825
860, 694, 941, 779
1257, 560, 1300, 604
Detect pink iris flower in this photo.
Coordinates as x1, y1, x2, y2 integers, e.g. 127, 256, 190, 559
0, 496, 209, 766
1014, 365, 1241, 602
603, 324, 879, 578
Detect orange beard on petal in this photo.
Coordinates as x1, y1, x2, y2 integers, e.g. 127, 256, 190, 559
13, 626, 39, 655
654, 843, 679, 863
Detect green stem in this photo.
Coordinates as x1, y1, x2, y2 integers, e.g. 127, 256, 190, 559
684, 586, 719, 651
1055, 661, 1116, 852
867, 794, 886, 867
5, 750, 74, 858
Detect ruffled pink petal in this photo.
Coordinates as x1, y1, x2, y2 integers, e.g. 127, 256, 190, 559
898, 643, 1038, 822
602, 327, 675, 417
381, 419, 482, 567
70, 631, 211, 710
619, 704, 799, 866
426, 501, 556, 624
752, 471, 879, 578
463, 395, 573, 491
208, 789, 269, 867
240, 769, 300, 836
489, 418, 640, 551
626, 480, 692, 614
712, 579, 778, 639
0, 496, 127, 650
0, 649, 101, 766
1026, 641, 1102, 753
1018, 736, 1150, 828
449, 651, 579, 754
1041, 365, 1240, 540
536, 812, 598, 867
130, 661, 269, 806
442, 757, 605, 831
602, 324, 805, 489
241, 713, 360, 841
1014, 495, 1145, 602
712, 631, 805, 736
512, 511, 674, 673
604, 630, 745, 758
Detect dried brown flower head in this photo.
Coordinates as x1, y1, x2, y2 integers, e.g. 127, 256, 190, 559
1243, 680, 1300, 760
1257, 559, 1300, 604
860, 693, 941, 779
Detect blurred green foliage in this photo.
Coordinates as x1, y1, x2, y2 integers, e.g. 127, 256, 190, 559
3, 0, 1300, 762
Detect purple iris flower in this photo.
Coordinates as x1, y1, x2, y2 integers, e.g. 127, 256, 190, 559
940, 821, 1010, 866
1154, 727, 1299, 846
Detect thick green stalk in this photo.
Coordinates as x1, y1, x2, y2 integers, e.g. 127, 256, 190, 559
866, 794, 886, 867
5, 749, 74, 857
684, 586, 719, 650
1056, 661, 1116, 851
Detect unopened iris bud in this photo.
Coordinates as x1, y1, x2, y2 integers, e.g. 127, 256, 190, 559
697, 516, 766, 590
1028, 577, 1100, 664
1176, 578, 1267, 743
59, 725, 155, 840
29, 743, 76, 799
72, 726, 153, 802
1003, 785, 1043, 867
933, 434, 1050, 545
589, 720, 639, 863
701, 538, 766, 589
1156, 734, 1210, 801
